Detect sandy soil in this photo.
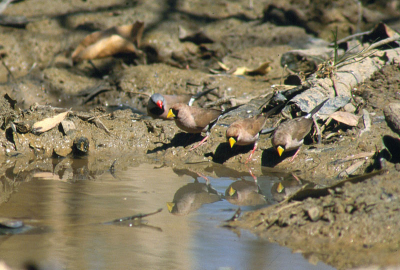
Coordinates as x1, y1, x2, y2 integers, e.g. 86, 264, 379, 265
1, 0, 400, 269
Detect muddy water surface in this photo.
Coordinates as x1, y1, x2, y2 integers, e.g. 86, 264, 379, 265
0, 163, 334, 270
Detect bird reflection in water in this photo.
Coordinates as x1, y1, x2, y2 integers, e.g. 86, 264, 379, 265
271, 173, 313, 202
224, 168, 268, 207
167, 172, 222, 215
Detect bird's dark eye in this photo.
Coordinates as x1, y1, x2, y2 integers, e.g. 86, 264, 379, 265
172, 108, 178, 116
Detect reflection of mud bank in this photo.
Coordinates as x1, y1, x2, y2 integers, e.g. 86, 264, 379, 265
229, 168, 400, 269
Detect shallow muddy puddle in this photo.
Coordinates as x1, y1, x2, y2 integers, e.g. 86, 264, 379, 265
0, 162, 334, 269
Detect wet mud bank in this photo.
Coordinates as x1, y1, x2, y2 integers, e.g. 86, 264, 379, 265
1, 0, 400, 269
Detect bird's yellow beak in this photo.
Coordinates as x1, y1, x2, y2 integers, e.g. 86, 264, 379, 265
167, 109, 175, 118
277, 145, 284, 156
277, 182, 284, 193
228, 186, 236, 197
228, 137, 236, 148
166, 202, 175, 213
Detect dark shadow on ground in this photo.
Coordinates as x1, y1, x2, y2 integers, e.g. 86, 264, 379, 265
147, 132, 203, 153
383, 135, 400, 163
211, 142, 254, 164
261, 147, 298, 167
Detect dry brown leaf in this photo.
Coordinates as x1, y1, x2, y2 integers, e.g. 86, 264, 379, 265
232, 66, 248, 75
73, 35, 137, 61
209, 61, 232, 74
233, 61, 271, 76
32, 111, 69, 134
217, 61, 230, 71
330, 111, 360, 126
72, 21, 144, 62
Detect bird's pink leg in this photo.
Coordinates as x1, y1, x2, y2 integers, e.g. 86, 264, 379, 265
289, 147, 301, 162
189, 135, 209, 151
247, 166, 258, 183
245, 141, 258, 164
291, 172, 301, 183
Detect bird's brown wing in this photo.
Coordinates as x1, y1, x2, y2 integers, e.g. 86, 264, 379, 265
272, 117, 313, 147
233, 114, 267, 137
246, 114, 268, 136
287, 117, 314, 142
190, 107, 221, 129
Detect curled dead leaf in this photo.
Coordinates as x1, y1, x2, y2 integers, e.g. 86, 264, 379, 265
72, 21, 144, 62
32, 111, 70, 134
233, 61, 271, 76
217, 61, 230, 71
330, 111, 360, 126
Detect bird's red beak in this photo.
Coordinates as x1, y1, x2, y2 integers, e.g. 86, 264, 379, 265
156, 100, 163, 109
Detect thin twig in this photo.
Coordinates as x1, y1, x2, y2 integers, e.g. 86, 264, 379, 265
92, 118, 111, 134
368, 35, 400, 51
331, 151, 375, 165
338, 160, 366, 178
126, 91, 151, 97
275, 201, 302, 214
87, 113, 111, 121
1, 54, 15, 82
336, 35, 400, 69
0, 0, 12, 14
313, 115, 322, 144
330, 30, 371, 46
105, 208, 163, 224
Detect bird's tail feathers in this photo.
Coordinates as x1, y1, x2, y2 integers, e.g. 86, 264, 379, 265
189, 87, 218, 106
306, 98, 329, 118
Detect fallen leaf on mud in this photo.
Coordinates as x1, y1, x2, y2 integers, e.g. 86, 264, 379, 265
217, 61, 230, 71
71, 21, 144, 62
32, 111, 69, 134
233, 62, 271, 76
92, 117, 111, 134
338, 160, 366, 178
209, 61, 234, 74
330, 111, 360, 126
